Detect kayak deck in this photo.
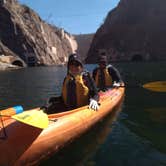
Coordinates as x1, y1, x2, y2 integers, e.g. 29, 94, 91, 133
0, 87, 125, 166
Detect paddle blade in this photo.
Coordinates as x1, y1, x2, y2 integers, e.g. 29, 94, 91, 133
143, 81, 166, 92
12, 110, 49, 129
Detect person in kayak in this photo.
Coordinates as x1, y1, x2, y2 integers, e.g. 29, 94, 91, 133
92, 54, 123, 91
62, 53, 99, 110
42, 53, 99, 113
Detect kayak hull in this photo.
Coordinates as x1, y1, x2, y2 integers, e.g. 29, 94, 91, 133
0, 87, 125, 166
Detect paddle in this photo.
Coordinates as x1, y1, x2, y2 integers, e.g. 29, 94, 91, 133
0, 106, 24, 121
142, 81, 166, 92
12, 110, 49, 129
117, 81, 166, 92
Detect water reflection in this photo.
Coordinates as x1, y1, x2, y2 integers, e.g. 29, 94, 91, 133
145, 107, 166, 123
123, 113, 166, 154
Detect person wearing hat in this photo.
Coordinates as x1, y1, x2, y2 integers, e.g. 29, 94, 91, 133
61, 53, 99, 111
41, 53, 99, 113
92, 55, 123, 91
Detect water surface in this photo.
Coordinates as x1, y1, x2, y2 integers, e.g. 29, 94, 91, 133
0, 62, 165, 166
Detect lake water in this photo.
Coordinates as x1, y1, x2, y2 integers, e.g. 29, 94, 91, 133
0, 62, 166, 166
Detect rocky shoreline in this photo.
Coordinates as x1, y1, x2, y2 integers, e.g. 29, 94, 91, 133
0, 0, 77, 67
0, 61, 21, 70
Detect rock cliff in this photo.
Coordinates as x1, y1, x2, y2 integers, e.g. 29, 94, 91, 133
0, 0, 77, 66
86, 0, 166, 63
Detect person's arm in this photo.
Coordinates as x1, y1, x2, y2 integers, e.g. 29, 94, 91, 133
83, 72, 99, 101
108, 65, 123, 83
92, 68, 98, 81
83, 72, 99, 111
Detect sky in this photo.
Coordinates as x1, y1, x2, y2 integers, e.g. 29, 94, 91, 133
19, 0, 120, 34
